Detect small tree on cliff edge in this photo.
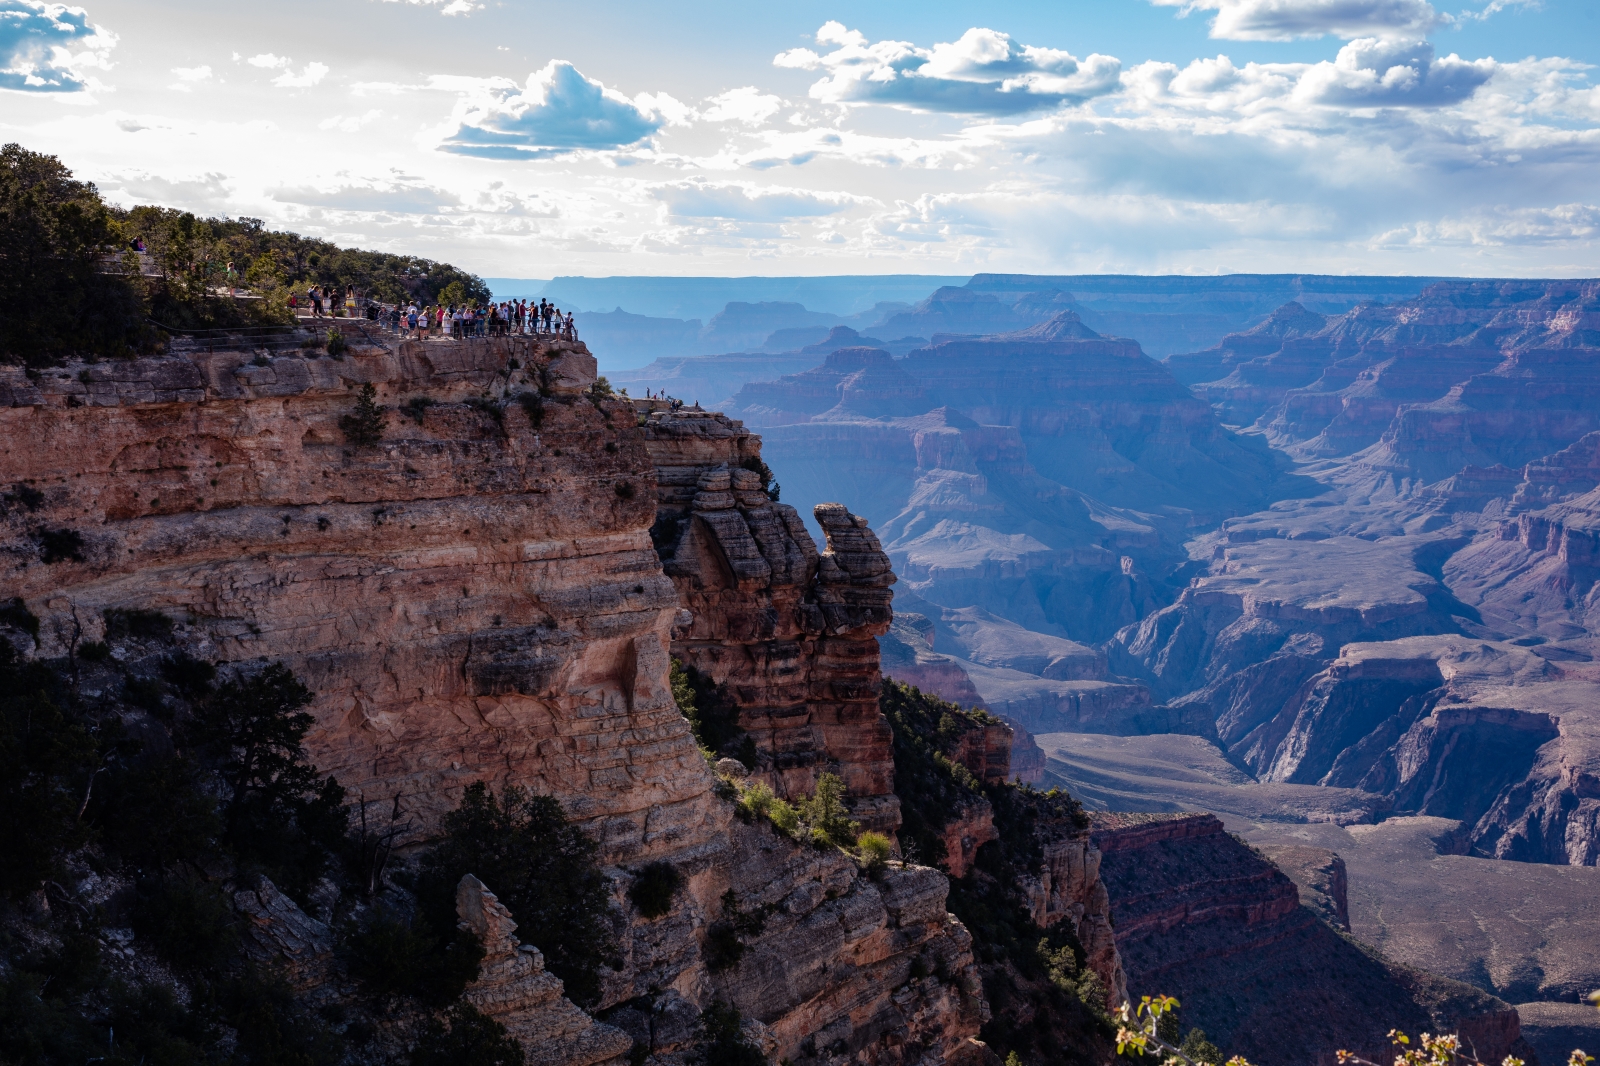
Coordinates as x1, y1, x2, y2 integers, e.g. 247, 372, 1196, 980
1117, 994, 1599, 1066
415, 783, 615, 1007
340, 383, 385, 446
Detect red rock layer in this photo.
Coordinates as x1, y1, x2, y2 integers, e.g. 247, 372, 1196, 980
1091, 813, 1530, 1066
1016, 821, 1127, 1007
0, 338, 988, 1065
638, 401, 902, 831
0, 335, 718, 852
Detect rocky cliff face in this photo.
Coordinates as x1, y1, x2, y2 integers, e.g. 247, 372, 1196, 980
638, 400, 901, 832
0, 333, 991, 1065
1092, 813, 1532, 1066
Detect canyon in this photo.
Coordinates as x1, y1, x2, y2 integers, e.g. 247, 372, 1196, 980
0, 329, 989, 1064
621, 275, 1600, 1055
1, 325, 1193, 1066
8, 272, 1600, 1066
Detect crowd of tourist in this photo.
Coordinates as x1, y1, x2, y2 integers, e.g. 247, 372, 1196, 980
293, 286, 576, 342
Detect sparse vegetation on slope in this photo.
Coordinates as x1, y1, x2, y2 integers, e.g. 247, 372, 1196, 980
1, 143, 491, 366
0, 610, 618, 1063
880, 678, 1114, 1066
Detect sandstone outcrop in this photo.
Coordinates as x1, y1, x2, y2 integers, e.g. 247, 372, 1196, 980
456, 873, 633, 1066
1091, 813, 1533, 1066
1015, 827, 1126, 1005
0, 334, 988, 1064
638, 399, 901, 831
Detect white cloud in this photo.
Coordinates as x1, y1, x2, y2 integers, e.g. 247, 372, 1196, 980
651, 179, 870, 220
269, 179, 459, 214
1296, 37, 1493, 106
1149, 0, 1445, 41
273, 61, 327, 88
378, 0, 480, 13
168, 64, 211, 91
102, 170, 233, 211
437, 60, 674, 159
1120, 37, 1493, 112
775, 23, 1122, 115
1369, 202, 1600, 247
729, 126, 976, 170
0, 0, 116, 93
317, 108, 383, 132
246, 52, 289, 68
703, 85, 783, 125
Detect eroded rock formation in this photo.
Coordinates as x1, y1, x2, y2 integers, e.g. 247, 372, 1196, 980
0, 334, 988, 1065
1092, 813, 1533, 1066
456, 873, 633, 1066
639, 400, 902, 831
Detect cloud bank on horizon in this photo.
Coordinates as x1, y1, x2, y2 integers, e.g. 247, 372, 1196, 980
2, 0, 1597, 278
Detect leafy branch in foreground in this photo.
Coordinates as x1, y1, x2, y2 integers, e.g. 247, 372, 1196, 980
1116, 993, 1600, 1066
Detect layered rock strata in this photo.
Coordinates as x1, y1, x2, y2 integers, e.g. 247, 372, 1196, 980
1016, 827, 1127, 1006
456, 874, 633, 1066
0, 336, 988, 1064
638, 399, 902, 831
1092, 813, 1532, 1066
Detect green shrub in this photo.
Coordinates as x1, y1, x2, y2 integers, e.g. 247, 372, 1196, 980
703, 889, 769, 973
184, 662, 348, 899
410, 1003, 524, 1066
77, 640, 110, 662
738, 456, 780, 503
340, 383, 385, 445
514, 391, 544, 427
767, 797, 799, 835
325, 329, 348, 356
696, 1000, 764, 1066
216, 969, 344, 1066
798, 773, 858, 847
402, 396, 437, 425
669, 659, 756, 768
880, 677, 1105, 1065
94, 749, 220, 872
104, 607, 174, 641
857, 831, 893, 878
132, 874, 238, 974
4, 483, 45, 511
160, 651, 217, 699
121, 674, 167, 715
734, 780, 774, 822
880, 679, 988, 870
1179, 1027, 1223, 1066
342, 906, 482, 1006
37, 528, 85, 564
0, 597, 38, 644
628, 861, 683, 919
0, 642, 97, 897
465, 396, 505, 427
415, 783, 614, 1007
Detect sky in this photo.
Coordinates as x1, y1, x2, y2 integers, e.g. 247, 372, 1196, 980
4, 0, 1599, 280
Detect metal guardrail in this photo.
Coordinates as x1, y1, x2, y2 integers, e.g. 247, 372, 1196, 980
150, 318, 393, 355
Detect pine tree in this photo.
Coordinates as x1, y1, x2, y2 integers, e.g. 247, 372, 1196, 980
340, 383, 385, 446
